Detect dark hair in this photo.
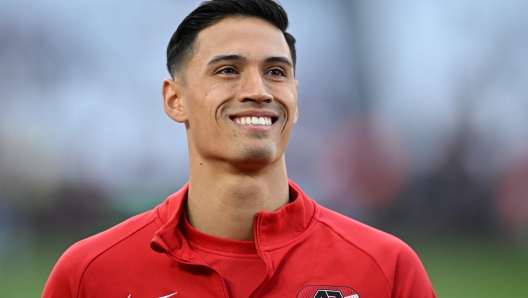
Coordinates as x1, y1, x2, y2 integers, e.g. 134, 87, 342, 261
166, 0, 296, 76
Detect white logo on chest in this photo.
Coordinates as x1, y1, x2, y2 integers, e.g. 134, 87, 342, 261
127, 292, 177, 298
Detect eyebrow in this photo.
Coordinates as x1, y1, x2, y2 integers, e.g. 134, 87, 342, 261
206, 55, 293, 68
207, 55, 246, 66
265, 56, 293, 68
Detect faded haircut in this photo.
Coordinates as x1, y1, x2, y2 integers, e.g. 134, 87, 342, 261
166, 0, 296, 77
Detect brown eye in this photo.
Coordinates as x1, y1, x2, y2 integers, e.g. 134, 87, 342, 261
218, 67, 238, 75
268, 68, 285, 77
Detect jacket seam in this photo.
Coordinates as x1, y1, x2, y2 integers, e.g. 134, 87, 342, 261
75, 217, 157, 298
315, 218, 394, 293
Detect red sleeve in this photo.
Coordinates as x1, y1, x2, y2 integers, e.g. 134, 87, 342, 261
390, 243, 437, 298
42, 242, 89, 298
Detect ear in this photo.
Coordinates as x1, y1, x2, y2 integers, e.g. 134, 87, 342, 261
162, 78, 187, 123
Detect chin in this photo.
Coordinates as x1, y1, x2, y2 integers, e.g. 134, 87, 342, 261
231, 145, 278, 168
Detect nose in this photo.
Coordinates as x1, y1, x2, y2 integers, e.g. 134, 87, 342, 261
238, 69, 273, 103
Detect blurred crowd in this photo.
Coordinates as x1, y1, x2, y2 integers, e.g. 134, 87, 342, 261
1, 0, 527, 259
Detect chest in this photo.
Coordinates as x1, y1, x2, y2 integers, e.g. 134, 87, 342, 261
78, 243, 391, 298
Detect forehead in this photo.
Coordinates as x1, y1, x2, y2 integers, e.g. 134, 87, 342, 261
191, 17, 291, 64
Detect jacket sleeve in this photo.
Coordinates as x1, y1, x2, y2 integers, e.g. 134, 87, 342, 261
390, 243, 437, 298
42, 243, 87, 298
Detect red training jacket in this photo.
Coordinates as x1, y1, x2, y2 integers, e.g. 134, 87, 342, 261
43, 180, 436, 298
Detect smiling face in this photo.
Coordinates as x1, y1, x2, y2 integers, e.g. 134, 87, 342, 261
163, 17, 298, 170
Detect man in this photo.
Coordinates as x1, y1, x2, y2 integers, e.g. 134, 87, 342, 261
43, 0, 436, 297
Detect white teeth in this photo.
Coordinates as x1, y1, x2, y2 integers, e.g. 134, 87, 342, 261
234, 116, 273, 126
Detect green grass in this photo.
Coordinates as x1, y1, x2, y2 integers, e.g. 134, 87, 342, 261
412, 237, 528, 297
0, 236, 70, 296
1, 235, 527, 297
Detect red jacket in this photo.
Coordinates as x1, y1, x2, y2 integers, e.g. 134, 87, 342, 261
43, 180, 436, 298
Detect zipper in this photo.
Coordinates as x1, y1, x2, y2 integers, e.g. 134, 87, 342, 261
248, 213, 273, 298
161, 244, 231, 298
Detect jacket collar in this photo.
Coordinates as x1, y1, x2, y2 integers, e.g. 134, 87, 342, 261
150, 180, 317, 262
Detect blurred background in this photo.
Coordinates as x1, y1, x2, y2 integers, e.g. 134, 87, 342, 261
1, 0, 528, 296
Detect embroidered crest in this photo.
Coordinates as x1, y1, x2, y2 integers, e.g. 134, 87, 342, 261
297, 285, 359, 298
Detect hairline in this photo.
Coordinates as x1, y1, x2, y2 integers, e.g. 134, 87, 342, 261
171, 15, 294, 80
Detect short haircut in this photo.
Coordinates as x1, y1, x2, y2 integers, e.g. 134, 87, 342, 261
166, 0, 296, 76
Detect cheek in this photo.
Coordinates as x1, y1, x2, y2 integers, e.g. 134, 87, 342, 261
275, 87, 297, 120
186, 94, 223, 135
186, 89, 213, 120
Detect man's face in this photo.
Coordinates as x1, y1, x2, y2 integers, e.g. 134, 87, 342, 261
165, 17, 298, 170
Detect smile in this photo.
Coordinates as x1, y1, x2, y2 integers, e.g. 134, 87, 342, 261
233, 116, 273, 126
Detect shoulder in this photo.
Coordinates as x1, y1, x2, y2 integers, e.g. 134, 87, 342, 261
42, 209, 159, 298
316, 205, 408, 252
314, 204, 436, 297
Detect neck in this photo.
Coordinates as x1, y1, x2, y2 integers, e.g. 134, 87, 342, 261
185, 157, 290, 241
